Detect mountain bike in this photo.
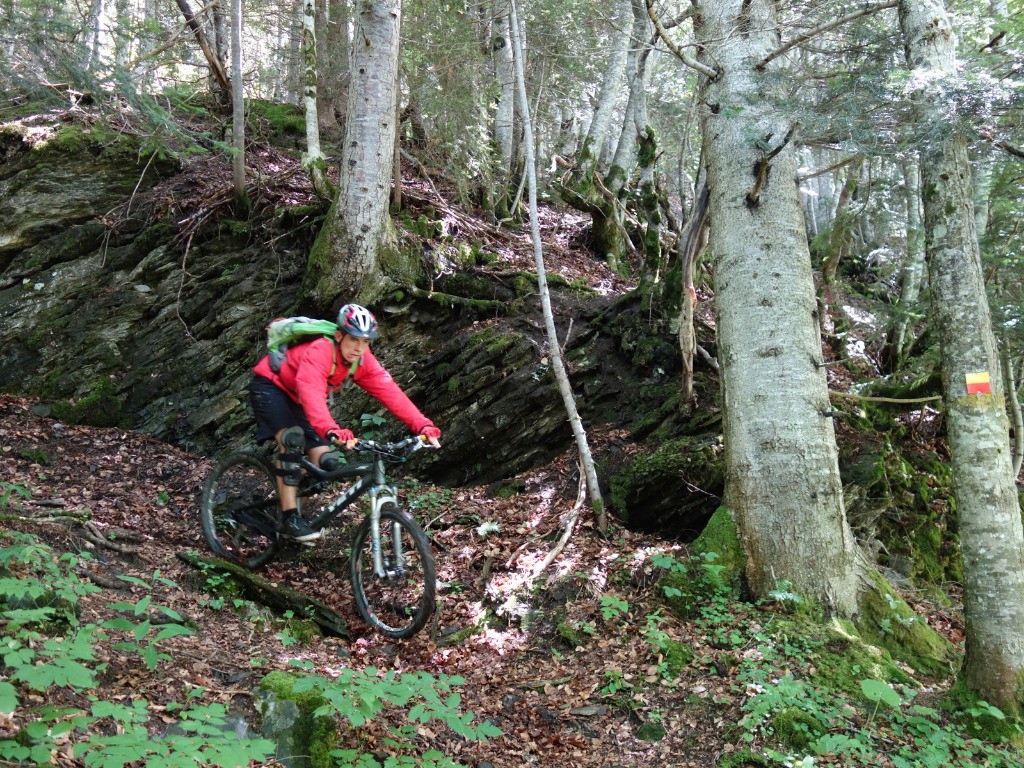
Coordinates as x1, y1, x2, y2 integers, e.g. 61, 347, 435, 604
199, 435, 436, 639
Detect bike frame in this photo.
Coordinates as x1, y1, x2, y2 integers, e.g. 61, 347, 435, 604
295, 450, 404, 578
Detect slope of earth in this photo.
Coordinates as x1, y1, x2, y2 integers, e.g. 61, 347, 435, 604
1, 394, 739, 767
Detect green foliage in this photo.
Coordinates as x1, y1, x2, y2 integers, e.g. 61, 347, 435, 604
0, 534, 273, 766
599, 594, 629, 621
259, 667, 501, 766
402, 479, 453, 518
16, 448, 49, 465
0, 482, 31, 510
717, 605, 1022, 767
643, 611, 694, 678
653, 550, 733, 630
359, 412, 387, 440
247, 99, 305, 138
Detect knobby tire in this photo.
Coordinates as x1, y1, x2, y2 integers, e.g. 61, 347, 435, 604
200, 452, 280, 569
350, 504, 436, 639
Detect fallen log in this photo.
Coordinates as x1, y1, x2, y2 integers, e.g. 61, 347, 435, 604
177, 551, 348, 638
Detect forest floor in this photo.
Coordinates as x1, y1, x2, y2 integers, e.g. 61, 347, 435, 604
2, 392, 749, 767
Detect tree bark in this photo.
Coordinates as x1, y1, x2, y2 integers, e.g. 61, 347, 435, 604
694, 0, 859, 616
301, 0, 332, 199
900, 0, 1024, 716
175, 0, 232, 104
317, 0, 350, 129
818, 155, 863, 337
304, 0, 404, 308
570, 0, 630, 186
678, 182, 709, 404
491, 1, 517, 219
229, 0, 246, 205
880, 159, 926, 373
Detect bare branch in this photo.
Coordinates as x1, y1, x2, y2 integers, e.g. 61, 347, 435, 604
798, 153, 864, 183
758, 1, 898, 70
980, 130, 1024, 159
645, 0, 718, 78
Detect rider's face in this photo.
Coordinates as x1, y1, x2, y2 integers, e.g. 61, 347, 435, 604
339, 333, 371, 364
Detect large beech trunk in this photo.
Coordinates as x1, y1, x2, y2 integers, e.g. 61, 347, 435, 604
900, 0, 1024, 715
694, 0, 859, 616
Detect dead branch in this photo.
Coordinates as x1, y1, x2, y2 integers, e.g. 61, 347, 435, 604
758, 1, 899, 70
177, 551, 348, 637
645, 0, 717, 78
80, 522, 142, 554
84, 569, 129, 590
532, 461, 588, 578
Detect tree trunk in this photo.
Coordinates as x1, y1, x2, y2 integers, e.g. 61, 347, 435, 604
900, 0, 1024, 716
304, 0, 404, 308
175, 0, 232, 104
880, 159, 926, 373
606, 0, 651, 196
301, 0, 332, 199
678, 182, 709, 404
508, 0, 606, 534
317, 0, 350, 129
694, 0, 859, 616
818, 155, 863, 337
229, 0, 246, 206
570, 0, 630, 186
491, 1, 517, 219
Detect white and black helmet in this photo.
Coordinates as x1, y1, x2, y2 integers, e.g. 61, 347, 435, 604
337, 303, 379, 339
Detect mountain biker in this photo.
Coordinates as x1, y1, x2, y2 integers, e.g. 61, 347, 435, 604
249, 303, 442, 542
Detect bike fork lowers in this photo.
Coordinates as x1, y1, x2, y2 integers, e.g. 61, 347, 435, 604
368, 486, 402, 578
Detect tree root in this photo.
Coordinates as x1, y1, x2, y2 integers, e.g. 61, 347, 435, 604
80, 522, 143, 554
403, 284, 504, 311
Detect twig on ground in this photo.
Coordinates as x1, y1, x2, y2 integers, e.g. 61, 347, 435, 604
532, 461, 588, 578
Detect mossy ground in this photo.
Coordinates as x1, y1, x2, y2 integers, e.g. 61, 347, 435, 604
49, 376, 126, 429
258, 670, 339, 768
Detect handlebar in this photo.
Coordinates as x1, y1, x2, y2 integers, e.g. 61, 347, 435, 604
351, 434, 430, 459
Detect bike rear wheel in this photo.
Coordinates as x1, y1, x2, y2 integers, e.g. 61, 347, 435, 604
200, 452, 280, 568
350, 504, 436, 639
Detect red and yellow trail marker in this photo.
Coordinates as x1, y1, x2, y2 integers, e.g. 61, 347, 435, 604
966, 371, 991, 395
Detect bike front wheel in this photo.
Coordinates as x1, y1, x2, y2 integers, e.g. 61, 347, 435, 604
200, 452, 280, 569
350, 503, 436, 639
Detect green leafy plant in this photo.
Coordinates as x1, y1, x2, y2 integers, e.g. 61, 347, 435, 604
599, 668, 633, 696
289, 667, 500, 766
359, 412, 387, 439
0, 534, 273, 767
599, 594, 629, 621
0, 482, 31, 510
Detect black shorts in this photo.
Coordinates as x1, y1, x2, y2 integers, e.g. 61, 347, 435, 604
249, 375, 330, 449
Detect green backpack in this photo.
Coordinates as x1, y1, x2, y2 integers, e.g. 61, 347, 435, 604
265, 316, 339, 373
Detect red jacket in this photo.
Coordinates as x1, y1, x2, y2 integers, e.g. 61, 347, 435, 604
252, 337, 434, 440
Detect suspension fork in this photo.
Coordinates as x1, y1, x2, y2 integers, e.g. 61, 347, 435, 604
367, 470, 401, 578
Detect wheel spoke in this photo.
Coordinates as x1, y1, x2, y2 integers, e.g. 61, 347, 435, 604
351, 506, 435, 638
200, 454, 280, 568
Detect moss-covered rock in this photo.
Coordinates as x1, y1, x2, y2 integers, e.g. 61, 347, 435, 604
49, 376, 126, 428
257, 670, 339, 768
718, 748, 770, 768
769, 706, 826, 751
635, 720, 667, 741
609, 436, 724, 539
691, 506, 744, 593
855, 569, 957, 680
